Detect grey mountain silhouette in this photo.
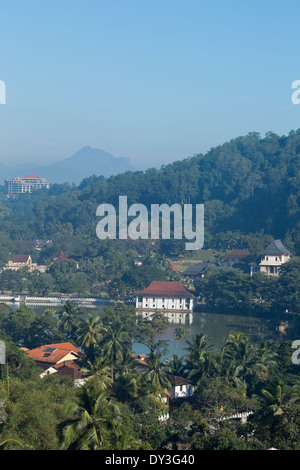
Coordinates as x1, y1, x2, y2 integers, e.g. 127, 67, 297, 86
0, 146, 135, 185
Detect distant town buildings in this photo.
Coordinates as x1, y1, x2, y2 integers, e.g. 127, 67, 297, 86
180, 239, 293, 279
3, 254, 38, 272
5, 174, 49, 196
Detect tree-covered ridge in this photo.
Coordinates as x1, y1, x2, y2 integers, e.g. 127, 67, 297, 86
75, 130, 300, 237
16, 130, 297, 248
2, 129, 298, 238
0, 129, 299, 303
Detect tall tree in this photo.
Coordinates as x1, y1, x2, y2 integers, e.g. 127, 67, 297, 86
59, 386, 121, 450
57, 301, 83, 342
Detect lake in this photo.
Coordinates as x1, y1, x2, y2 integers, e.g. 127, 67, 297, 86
8, 301, 299, 359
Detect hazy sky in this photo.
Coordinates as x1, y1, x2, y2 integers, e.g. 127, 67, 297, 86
0, 0, 300, 170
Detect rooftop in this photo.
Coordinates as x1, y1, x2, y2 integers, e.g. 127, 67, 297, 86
170, 375, 194, 386
136, 281, 194, 298
164, 263, 180, 274
260, 239, 293, 256
223, 249, 251, 260
182, 261, 212, 276
10, 254, 31, 263
24, 174, 42, 179
24, 342, 82, 364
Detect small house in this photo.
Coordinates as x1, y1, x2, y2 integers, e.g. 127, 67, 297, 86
249, 239, 293, 276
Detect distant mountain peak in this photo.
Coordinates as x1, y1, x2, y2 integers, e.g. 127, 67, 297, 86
0, 146, 135, 185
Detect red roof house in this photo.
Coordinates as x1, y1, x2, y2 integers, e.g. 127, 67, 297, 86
135, 281, 194, 313
24, 342, 82, 369
24, 342, 85, 384
136, 281, 194, 298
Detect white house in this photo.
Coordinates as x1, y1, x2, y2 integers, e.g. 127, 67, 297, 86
169, 375, 195, 399
249, 239, 293, 276
135, 281, 194, 324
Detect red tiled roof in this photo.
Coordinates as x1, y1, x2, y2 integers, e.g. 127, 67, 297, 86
165, 263, 180, 274
223, 249, 251, 260
11, 254, 30, 263
131, 353, 149, 366
24, 342, 82, 364
24, 174, 41, 179
53, 251, 77, 263
136, 281, 194, 298
53, 360, 85, 379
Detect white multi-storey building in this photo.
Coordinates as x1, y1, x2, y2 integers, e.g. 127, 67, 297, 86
5, 174, 50, 196
249, 239, 293, 276
135, 281, 194, 324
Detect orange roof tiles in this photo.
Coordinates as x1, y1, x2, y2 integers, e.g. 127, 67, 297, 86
24, 342, 82, 364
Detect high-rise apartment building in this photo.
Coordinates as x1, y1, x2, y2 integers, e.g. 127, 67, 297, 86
5, 174, 50, 196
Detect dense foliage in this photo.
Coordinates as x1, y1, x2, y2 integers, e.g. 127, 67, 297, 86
0, 130, 299, 300
0, 130, 299, 450
0, 302, 299, 450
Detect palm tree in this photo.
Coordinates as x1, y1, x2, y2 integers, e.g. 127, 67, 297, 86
184, 333, 216, 383
81, 358, 113, 391
59, 385, 121, 450
100, 325, 131, 380
257, 380, 300, 424
174, 326, 189, 354
76, 314, 105, 361
113, 373, 140, 404
115, 349, 140, 378
115, 430, 142, 450
169, 353, 186, 377
221, 332, 270, 388
142, 352, 172, 412
57, 301, 83, 341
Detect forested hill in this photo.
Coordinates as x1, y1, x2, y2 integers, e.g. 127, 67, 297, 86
2, 130, 300, 253
75, 130, 300, 237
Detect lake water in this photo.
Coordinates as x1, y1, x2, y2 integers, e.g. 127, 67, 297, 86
8, 301, 298, 359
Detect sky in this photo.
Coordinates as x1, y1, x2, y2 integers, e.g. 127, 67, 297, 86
0, 0, 300, 170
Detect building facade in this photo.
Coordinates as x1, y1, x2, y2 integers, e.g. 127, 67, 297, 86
5, 174, 49, 196
135, 281, 194, 324
3, 254, 38, 272
249, 239, 293, 276
169, 375, 195, 399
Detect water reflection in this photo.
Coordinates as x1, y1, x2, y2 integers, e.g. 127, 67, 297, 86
7, 301, 297, 358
